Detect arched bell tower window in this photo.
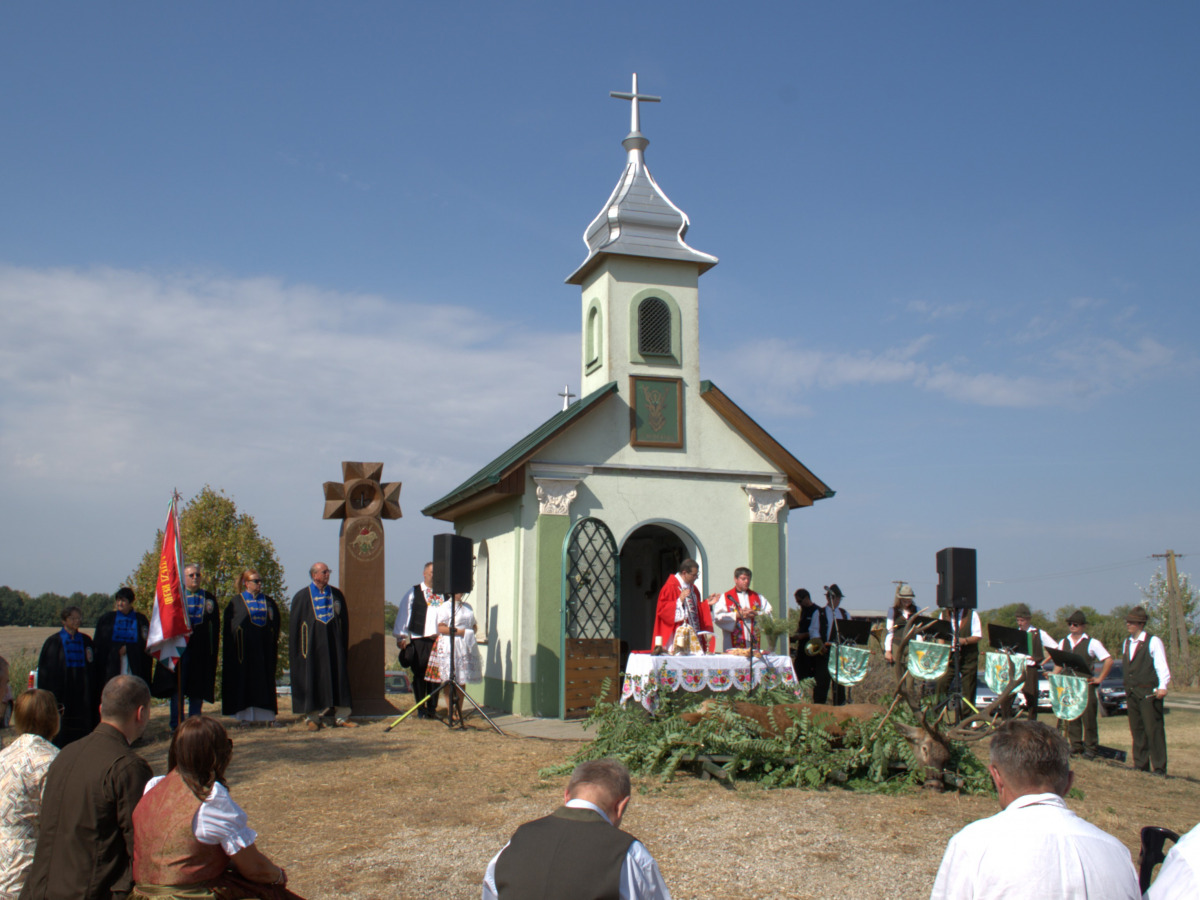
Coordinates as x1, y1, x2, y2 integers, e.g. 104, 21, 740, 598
637, 297, 671, 356
629, 291, 681, 367
585, 301, 602, 373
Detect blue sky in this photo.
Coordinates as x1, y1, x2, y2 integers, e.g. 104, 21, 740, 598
2, 2, 1196, 616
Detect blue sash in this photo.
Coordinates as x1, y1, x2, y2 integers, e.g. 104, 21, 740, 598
112, 611, 139, 643
242, 591, 268, 627
310, 584, 334, 625
186, 592, 206, 626
59, 628, 87, 668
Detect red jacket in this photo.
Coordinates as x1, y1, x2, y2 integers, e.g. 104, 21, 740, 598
651, 575, 714, 652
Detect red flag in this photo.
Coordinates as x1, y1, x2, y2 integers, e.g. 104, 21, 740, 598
147, 494, 190, 668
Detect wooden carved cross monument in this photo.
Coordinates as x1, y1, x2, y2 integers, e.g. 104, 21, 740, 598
323, 461, 401, 715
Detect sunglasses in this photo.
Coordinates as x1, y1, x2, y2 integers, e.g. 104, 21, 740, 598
247, 577, 262, 584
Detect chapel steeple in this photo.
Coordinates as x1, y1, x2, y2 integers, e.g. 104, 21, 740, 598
569, 75, 718, 399
566, 74, 718, 287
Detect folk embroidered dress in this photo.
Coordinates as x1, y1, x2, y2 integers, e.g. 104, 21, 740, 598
425, 601, 482, 685
0, 733, 59, 900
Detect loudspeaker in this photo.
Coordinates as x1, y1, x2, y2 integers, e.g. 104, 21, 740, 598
432, 533, 474, 595
936, 547, 977, 609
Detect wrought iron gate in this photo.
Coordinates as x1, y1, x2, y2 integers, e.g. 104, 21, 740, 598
563, 517, 620, 718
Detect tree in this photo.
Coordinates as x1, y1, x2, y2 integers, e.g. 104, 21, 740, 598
128, 486, 289, 676
1137, 568, 1199, 686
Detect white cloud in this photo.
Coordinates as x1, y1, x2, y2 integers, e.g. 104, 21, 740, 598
0, 263, 577, 493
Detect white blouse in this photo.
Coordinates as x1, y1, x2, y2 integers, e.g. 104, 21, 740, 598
143, 775, 258, 857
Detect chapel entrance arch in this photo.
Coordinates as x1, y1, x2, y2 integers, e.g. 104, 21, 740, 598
618, 523, 694, 666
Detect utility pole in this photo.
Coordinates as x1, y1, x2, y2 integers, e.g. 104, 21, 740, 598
1152, 550, 1192, 685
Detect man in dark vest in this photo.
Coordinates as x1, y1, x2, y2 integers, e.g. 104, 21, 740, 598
20, 675, 154, 900
808, 584, 850, 705
481, 759, 671, 900
1122, 605, 1171, 774
393, 562, 445, 719
290, 561, 356, 730
790, 588, 819, 682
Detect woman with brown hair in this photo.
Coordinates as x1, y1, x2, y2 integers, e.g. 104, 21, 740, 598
221, 569, 280, 726
131, 716, 303, 899
0, 689, 60, 899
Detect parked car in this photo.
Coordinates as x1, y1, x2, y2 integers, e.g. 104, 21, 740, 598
1097, 661, 1127, 716
384, 670, 411, 694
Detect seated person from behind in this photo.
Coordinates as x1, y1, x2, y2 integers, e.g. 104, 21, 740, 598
929, 719, 1139, 900
131, 715, 304, 900
482, 758, 671, 900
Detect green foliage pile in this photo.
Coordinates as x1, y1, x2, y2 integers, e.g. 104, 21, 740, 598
544, 684, 994, 795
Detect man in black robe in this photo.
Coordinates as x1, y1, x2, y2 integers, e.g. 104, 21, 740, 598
221, 570, 280, 724
36, 606, 99, 747
289, 561, 355, 730
93, 587, 152, 684
150, 563, 221, 728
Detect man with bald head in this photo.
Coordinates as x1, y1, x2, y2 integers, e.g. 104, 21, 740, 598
482, 759, 671, 900
930, 720, 1138, 899
20, 675, 154, 900
290, 562, 355, 730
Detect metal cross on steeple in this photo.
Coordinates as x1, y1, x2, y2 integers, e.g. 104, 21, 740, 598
610, 73, 660, 135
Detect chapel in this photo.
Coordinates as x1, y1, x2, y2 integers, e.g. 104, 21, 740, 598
423, 77, 833, 719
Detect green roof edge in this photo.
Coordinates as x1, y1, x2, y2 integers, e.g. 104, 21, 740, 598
421, 381, 620, 517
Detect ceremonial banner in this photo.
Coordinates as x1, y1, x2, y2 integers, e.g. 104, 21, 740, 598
829, 645, 870, 686
1049, 673, 1089, 721
984, 651, 1030, 695
145, 494, 191, 669
906, 639, 950, 682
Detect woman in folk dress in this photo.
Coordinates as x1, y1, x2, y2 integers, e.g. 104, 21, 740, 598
425, 596, 482, 722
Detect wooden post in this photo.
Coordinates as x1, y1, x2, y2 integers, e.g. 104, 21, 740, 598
323, 462, 402, 716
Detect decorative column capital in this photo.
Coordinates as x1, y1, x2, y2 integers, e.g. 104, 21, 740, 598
743, 484, 788, 524
535, 478, 580, 517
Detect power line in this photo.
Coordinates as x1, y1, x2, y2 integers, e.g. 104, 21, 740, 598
984, 555, 1160, 587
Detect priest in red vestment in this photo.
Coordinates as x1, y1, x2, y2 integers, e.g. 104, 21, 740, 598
651, 559, 715, 652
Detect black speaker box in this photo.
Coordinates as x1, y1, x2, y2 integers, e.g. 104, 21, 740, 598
432, 533, 474, 595
936, 547, 977, 609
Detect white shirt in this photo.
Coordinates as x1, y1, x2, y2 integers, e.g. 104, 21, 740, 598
481, 798, 671, 900
143, 776, 257, 857
713, 591, 773, 645
942, 609, 982, 640
393, 582, 443, 639
1064, 633, 1112, 667
1146, 820, 1200, 899
1123, 631, 1172, 690
884, 607, 917, 653
1018, 626, 1059, 668
808, 604, 849, 640
930, 792, 1139, 900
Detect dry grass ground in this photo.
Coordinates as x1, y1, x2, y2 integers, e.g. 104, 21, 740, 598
3, 626, 1197, 899
122, 698, 1200, 900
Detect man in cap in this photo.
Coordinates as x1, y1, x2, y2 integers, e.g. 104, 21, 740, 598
808, 584, 850, 705
1054, 610, 1112, 759
1121, 605, 1171, 774
1013, 604, 1058, 720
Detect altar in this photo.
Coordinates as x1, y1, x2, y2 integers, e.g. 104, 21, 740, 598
621, 653, 798, 712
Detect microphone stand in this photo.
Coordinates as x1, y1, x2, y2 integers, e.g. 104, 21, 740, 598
439, 593, 504, 734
